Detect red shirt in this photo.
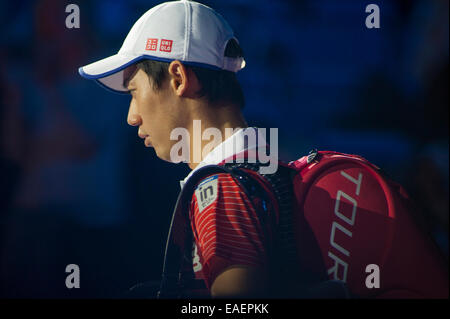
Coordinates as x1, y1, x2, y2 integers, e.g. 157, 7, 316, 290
189, 172, 276, 289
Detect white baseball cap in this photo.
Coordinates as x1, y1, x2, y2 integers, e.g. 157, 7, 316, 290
79, 0, 246, 94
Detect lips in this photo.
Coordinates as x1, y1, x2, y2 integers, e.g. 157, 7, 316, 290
144, 136, 152, 147
138, 132, 152, 147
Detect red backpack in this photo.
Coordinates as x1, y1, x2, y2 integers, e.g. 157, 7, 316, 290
157, 150, 449, 298
288, 150, 448, 298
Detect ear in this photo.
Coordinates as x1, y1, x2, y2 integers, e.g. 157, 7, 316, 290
168, 60, 201, 98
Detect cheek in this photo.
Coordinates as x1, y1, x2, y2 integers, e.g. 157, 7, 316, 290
135, 93, 154, 122
136, 88, 179, 141
135, 94, 167, 137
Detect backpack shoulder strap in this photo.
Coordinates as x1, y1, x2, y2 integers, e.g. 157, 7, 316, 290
157, 165, 231, 298
222, 163, 300, 267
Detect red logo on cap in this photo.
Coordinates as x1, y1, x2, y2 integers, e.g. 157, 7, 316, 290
146, 38, 158, 51
160, 39, 173, 53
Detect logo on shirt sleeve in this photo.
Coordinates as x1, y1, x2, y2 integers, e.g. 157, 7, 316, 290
195, 175, 218, 213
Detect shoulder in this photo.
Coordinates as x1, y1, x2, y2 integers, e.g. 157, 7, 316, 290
192, 173, 245, 211
194, 173, 240, 191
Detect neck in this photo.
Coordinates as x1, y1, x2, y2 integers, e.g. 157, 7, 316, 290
185, 101, 247, 170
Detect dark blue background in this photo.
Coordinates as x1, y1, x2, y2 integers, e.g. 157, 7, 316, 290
0, 0, 448, 298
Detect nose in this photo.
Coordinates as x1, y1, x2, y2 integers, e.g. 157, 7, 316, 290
127, 99, 142, 127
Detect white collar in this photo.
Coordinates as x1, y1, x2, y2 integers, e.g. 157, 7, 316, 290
180, 127, 265, 188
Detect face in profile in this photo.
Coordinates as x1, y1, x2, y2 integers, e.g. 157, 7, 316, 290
125, 65, 188, 162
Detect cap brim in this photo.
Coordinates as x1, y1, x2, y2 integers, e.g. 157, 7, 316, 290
79, 53, 246, 94
79, 54, 140, 94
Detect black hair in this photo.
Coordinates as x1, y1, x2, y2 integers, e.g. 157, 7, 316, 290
136, 39, 245, 109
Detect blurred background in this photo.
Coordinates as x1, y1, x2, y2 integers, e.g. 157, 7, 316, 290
0, 0, 448, 298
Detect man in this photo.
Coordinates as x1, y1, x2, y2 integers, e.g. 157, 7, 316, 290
79, 1, 280, 298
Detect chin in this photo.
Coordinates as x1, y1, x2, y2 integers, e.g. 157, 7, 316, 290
155, 147, 180, 164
